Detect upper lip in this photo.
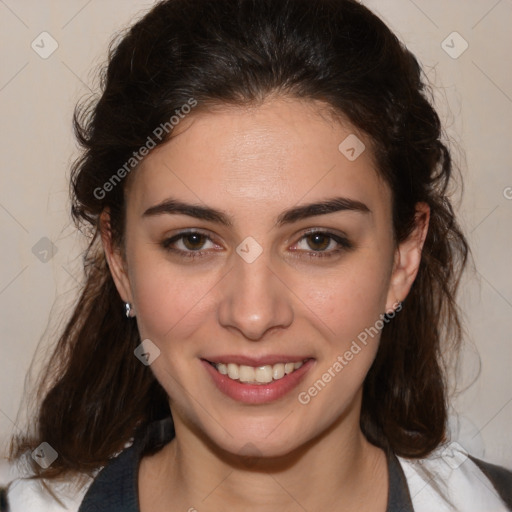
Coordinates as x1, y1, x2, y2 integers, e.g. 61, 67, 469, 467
202, 355, 313, 366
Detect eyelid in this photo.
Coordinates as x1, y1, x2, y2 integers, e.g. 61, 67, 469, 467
295, 227, 350, 241
289, 228, 353, 255
161, 228, 220, 250
161, 228, 353, 259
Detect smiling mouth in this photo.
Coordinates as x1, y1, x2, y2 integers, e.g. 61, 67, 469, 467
205, 359, 310, 385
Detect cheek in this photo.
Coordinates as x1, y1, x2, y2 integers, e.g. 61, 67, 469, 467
294, 265, 391, 416
128, 251, 214, 344
295, 255, 392, 341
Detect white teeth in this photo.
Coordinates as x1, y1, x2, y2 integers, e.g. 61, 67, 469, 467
284, 362, 294, 375
255, 365, 273, 383
239, 365, 255, 383
213, 360, 307, 384
227, 363, 239, 380
272, 363, 285, 380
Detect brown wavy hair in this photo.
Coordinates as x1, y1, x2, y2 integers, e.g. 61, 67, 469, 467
11, 0, 469, 480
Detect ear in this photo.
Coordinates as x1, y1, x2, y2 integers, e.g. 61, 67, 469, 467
99, 207, 133, 305
385, 202, 430, 312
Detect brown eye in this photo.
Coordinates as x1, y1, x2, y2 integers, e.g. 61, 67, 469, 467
291, 230, 353, 258
161, 230, 218, 258
305, 233, 332, 251
181, 233, 208, 250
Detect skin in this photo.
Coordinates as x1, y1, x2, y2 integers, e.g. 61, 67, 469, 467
101, 95, 429, 511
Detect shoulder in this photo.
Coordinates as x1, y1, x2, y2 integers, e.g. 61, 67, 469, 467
6, 478, 88, 512
78, 441, 140, 512
397, 442, 512, 512
3, 420, 173, 512
3, 446, 137, 512
2, 454, 92, 512
79, 417, 175, 511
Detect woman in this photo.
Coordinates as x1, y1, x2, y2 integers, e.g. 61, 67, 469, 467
5, 0, 512, 510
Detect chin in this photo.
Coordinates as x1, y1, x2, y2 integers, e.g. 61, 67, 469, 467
199, 416, 309, 460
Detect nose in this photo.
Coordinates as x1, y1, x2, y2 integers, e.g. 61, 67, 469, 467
217, 249, 294, 341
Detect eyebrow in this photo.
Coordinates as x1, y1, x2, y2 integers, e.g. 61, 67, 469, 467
142, 196, 370, 227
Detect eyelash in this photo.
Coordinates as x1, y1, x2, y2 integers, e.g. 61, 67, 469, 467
161, 231, 213, 259
292, 231, 353, 258
161, 229, 353, 260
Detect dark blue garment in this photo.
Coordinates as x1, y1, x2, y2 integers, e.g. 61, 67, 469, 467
77, 417, 512, 512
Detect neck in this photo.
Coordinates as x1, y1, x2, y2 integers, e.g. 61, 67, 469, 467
139, 402, 388, 512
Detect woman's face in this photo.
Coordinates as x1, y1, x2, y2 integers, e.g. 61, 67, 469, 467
104, 96, 425, 457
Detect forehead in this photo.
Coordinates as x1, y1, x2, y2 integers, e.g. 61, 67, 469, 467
125, 97, 390, 220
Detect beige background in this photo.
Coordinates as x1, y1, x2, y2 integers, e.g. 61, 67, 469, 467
0, 0, 511, 468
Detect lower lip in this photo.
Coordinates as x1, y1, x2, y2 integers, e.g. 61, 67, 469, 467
201, 359, 315, 404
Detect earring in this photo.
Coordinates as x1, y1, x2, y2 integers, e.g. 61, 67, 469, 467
125, 302, 135, 318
